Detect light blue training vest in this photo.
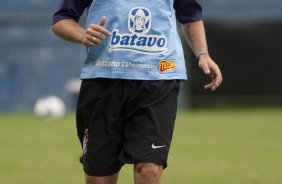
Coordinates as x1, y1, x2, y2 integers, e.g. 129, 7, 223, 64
81, 0, 187, 80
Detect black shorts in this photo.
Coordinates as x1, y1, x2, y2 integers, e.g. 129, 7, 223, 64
76, 78, 180, 176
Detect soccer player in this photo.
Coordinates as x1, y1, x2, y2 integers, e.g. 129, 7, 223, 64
52, 0, 222, 183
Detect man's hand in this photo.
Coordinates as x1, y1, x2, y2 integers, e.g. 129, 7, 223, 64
198, 54, 223, 91
81, 16, 111, 47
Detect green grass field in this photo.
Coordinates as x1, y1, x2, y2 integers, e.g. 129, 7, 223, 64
1, 108, 282, 184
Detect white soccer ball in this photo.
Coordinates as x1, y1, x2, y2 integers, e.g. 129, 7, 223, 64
34, 96, 66, 119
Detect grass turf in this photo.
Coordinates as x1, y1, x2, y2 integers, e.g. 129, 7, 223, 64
0, 108, 282, 184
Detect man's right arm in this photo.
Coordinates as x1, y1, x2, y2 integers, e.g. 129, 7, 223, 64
51, 0, 110, 47
52, 18, 110, 47
52, 19, 87, 45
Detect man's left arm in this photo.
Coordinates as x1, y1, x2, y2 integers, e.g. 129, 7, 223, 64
180, 21, 223, 91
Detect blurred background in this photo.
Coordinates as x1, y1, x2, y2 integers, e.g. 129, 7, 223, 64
0, 0, 282, 112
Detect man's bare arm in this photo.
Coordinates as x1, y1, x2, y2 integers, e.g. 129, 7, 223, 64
181, 21, 223, 91
51, 17, 111, 47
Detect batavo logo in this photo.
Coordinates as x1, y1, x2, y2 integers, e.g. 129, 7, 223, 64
159, 60, 176, 73
109, 7, 168, 54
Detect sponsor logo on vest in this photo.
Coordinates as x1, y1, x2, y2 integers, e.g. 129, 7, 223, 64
159, 60, 176, 73
109, 7, 168, 54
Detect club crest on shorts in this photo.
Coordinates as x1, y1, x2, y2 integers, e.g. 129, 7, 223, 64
82, 129, 89, 156
109, 7, 168, 54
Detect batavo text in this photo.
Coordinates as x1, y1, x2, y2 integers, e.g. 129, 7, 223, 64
110, 29, 167, 53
